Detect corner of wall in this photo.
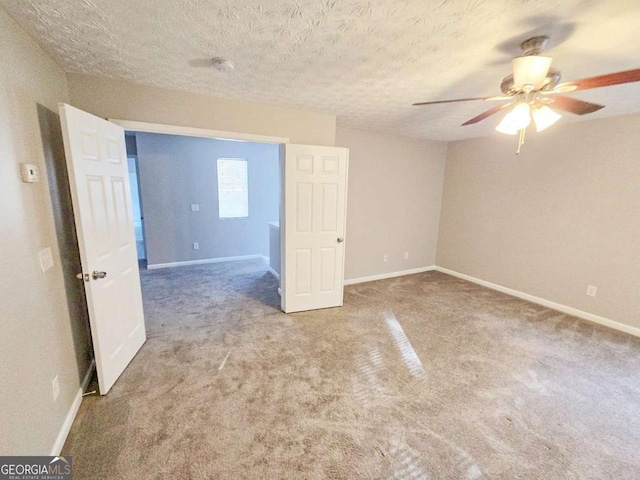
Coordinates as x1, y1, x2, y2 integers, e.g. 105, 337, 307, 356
433, 139, 452, 267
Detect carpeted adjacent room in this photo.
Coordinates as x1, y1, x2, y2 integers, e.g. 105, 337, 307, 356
62, 259, 640, 479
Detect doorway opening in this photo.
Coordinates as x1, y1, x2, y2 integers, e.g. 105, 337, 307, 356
123, 129, 283, 314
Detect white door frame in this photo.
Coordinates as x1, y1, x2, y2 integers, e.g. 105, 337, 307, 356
108, 119, 289, 145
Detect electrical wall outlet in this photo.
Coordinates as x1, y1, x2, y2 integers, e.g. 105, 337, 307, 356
586, 285, 597, 297
51, 375, 60, 401
190, 204, 200, 212
404, 251, 409, 259
193, 242, 199, 250
39, 247, 54, 273
383, 254, 388, 262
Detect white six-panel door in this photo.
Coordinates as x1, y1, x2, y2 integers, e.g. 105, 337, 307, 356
59, 104, 146, 394
282, 144, 349, 313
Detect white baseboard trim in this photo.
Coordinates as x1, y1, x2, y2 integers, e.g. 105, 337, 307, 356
50, 359, 95, 456
344, 266, 436, 286
267, 267, 280, 280
49, 389, 82, 456
261, 255, 280, 279
434, 266, 640, 338
147, 254, 263, 270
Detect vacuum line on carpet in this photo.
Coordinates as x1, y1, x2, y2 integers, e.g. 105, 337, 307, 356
383, 311, 426, 380
219, 350, 231, 371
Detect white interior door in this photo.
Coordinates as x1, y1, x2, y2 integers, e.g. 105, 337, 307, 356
282, 144, 349, 313
59, 103, 146, 394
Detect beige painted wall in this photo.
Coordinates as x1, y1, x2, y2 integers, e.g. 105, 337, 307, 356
336, 127, 447, 280
67, 74, 336, 146
437, 114, 640, 329
0, 7, 83, 454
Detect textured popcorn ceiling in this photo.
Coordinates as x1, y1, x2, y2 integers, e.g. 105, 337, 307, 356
3, 0, 640, 141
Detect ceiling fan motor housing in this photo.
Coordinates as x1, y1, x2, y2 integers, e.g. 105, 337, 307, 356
520, 35, 550, 56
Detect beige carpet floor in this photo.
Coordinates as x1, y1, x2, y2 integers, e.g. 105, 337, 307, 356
63, 259, 640, 479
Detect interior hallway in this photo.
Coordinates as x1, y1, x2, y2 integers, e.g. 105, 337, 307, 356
62, 259, 640, 479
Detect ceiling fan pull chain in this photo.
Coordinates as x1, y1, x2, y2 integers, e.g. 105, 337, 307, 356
516, 128, 526, 155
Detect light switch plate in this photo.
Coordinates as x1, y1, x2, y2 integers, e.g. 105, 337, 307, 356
39, 247, 54, 273
21, 163, 40, 183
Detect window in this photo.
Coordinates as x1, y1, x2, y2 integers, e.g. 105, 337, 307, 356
217, 158, 249, 218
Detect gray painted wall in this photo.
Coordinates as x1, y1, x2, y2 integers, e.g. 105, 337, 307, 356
135, 133, 280, 266
336, 127, 448, 280
437, 113, 640, 330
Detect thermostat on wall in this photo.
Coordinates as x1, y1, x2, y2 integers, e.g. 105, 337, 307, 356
20, 163, 40, 183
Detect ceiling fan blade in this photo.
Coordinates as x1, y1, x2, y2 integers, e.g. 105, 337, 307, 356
485, 95, 514, 101
550, 95, 605, 115
412, 96, 507, 106
557, 68, 640, 92
461, 103, 512, 126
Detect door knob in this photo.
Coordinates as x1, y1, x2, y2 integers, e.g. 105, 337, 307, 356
337, 237, 344, 243
92, 270, 108, 280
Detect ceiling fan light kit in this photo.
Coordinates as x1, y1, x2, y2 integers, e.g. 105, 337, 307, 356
532, 106, 562, 132
495, 102, 562, 153
412, 35, 640, 154
496, 102, 531, 135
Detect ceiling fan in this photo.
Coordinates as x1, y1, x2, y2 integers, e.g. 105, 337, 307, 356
413, 36, 640, 153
